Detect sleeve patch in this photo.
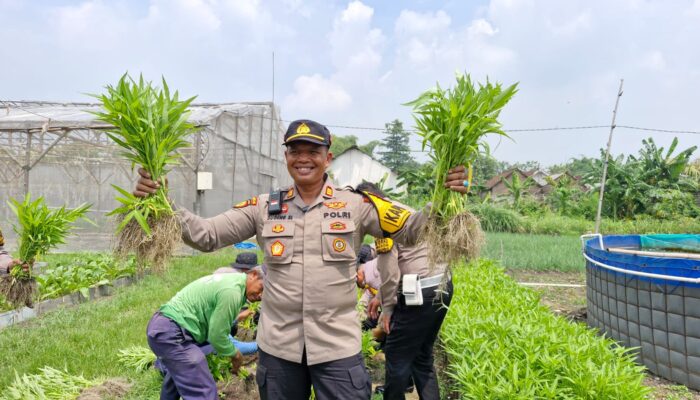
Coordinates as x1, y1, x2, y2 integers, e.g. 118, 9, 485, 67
233, 196, 258, 209
375, 238, 394, 254
362, 191, 411, 234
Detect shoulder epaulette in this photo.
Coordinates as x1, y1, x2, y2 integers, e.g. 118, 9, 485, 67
361, 190, 411, 235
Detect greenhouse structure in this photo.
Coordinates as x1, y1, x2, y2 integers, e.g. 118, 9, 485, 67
0, 101, 290, 251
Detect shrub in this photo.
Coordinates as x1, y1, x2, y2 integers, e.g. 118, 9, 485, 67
441, 260, 650, 399
468, 203, 524, 233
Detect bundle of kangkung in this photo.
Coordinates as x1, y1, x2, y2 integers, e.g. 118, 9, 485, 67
92, 74, 197, 272
0, 195, 90, 307
406, 73, 518, 266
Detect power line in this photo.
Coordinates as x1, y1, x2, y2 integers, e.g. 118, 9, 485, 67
5, 101, 700, 136
506, 125, 608, 132
617, 125, 700, 135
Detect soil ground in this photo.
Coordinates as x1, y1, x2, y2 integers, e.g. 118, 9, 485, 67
508, 269, 700, 400
77, 378, 132, 400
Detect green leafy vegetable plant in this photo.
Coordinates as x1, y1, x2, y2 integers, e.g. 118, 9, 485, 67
0, 366, 101, 400
37, 254, 135, 300
117, 346, 157, 373
406, 73, 517, 264
0, 195, 90, 308
441, 259, 651, 399
91, 73, 197, 272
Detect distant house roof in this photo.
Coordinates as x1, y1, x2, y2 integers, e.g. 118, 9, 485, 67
484, 168, 536, 189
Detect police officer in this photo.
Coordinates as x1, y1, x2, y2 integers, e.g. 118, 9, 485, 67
134, 119, 470, 400
357, 182, 452, 400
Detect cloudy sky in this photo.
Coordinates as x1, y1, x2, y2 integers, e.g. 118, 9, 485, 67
2, 0, 700, 166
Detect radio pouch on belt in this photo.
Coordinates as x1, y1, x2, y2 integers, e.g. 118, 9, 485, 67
402, 274, 423, 306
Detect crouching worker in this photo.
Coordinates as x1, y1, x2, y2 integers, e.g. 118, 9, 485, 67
356, 244, 380, 331
147, 266, 265, 400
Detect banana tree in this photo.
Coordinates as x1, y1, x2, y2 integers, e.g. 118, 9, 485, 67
502, 172, 534, 210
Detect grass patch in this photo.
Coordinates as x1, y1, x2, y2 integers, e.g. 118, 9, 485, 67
483, 232, 583, 271
441, 260, 650, 399
0, 248, 242, 398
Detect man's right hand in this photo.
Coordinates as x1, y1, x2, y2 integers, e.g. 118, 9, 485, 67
133, 168, 164, 198
6, 259, 29, 274
230, 351, 243, 375
237, 309, 254, 321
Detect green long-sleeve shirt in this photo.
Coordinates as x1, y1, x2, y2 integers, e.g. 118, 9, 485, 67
160, 273, 246, 357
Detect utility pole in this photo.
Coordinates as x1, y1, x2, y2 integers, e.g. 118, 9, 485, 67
24, 131, 32, 196
194, 131, 202, 215
595, 79, 624, 234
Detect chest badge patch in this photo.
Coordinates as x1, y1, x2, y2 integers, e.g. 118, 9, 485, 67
324, 201, 346, 210
332, 238, 347, 252
271, 240, 285, 257
281, 203, 289, 214
330, 221, 346, 231
272, 224, 285, 233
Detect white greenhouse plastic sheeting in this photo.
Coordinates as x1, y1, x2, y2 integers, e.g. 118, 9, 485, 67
0, 101, 291, 251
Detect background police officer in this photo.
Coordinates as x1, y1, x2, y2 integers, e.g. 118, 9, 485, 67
357, 181, 453, 400
134, 119, 470, 400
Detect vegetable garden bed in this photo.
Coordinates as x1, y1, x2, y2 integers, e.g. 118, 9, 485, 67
0, 254, 137, 329
441, 259, 650, 399
1, 252, 696, 398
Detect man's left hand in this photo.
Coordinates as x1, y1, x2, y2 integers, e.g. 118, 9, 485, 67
444, 165, 471, 194
367, 297, 381, 320
379, 312, 391, 335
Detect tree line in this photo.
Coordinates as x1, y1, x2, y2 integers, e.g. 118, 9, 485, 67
334, 120, 700, 222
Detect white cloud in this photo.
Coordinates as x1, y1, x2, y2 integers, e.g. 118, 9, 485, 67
329, 1, 385, 75
281, 0, 312, 18
223, 0, 262, 21
689, 0, 700, 16
393, 9, 514, 73
395, 10, 450, 37
642, 51, 666, 71
467, 18, 497, 38
4, 0, 700, 167
146, 0, 221, 31
283, 74, 352, 113
546, 11, 591, 36
52, 1, 130, 48
340, 1, 373, 23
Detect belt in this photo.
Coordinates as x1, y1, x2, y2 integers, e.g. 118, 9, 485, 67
420, 273, 446, 289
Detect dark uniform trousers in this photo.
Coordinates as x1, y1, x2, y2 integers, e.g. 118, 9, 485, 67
257, 349, 372, 400
383, 279, 454, 400
146, 312, 218, 400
